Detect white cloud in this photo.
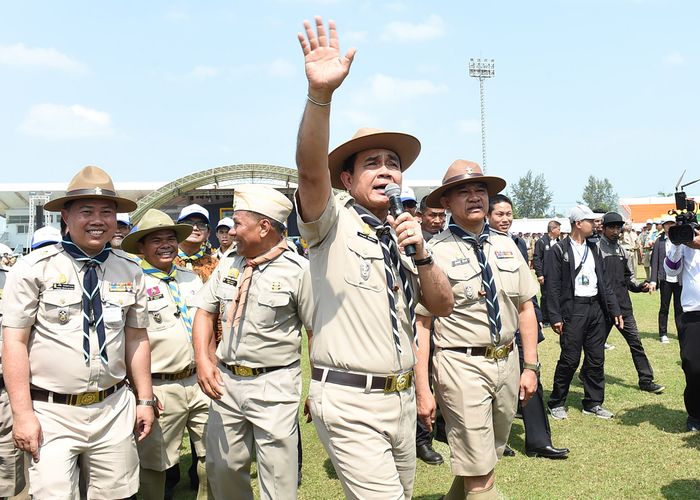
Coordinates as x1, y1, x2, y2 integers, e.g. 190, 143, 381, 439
457, 119, 480, 135
340, 109, 378, 128
663, 51, 685, 66
0, 43, 86, 72
381, 14, 444, 42
369, 73, 447, 101
20, 103, 113, 139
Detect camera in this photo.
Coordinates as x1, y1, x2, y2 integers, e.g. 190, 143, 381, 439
668, 176, 699, 245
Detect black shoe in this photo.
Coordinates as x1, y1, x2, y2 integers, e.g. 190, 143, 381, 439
416, 443, 444, 465
639, 382, 665, 394
525, 445, 570, 459
687, 416, 700, 432
503, 445, 516, 457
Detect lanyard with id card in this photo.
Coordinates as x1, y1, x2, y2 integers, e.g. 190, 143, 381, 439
574, 244, 591, 286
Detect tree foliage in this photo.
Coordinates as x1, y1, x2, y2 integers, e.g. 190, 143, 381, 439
508, 170, 553, 218
581, 176, 618, 212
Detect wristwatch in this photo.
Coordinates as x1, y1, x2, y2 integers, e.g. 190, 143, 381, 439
523, 361, 541, 374
414, 248, 434, 267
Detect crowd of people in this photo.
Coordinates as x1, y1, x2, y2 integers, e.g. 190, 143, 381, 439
0, 15, 699, 500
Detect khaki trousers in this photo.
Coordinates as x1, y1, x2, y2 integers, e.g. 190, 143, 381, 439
0, 389, 26, 498
137, 375, 209, 499
29, 386, 139, 500
309, 377, 416, 500
434, 346, 519, 477
207, 364, 301, 500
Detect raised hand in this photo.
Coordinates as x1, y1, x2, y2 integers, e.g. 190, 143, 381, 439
298, 16, 356, 98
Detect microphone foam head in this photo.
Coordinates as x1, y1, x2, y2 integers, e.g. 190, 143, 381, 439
384, 183, 401, 197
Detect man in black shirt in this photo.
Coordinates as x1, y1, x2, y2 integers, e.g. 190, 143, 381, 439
533, 221, 561, 325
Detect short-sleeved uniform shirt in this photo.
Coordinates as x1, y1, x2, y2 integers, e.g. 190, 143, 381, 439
142, 267, 202, 374
195, 249, 313, 368
416, 228, 538, 346
1, 245, 149, 394
296, 192, 421, 374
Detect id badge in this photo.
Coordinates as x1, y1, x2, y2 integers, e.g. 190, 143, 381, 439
104, 305, 123, 323
581, 275, 590, 286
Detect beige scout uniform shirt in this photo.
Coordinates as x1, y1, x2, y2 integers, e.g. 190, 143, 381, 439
296, 192, 421, 374
416, 228, 538, 347
1, 245, 149, 394
195, 250, 313, 368
143, 268, 202, 374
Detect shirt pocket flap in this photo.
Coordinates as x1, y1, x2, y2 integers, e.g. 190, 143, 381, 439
102, 291, 137, 307
347, 237, 384, 260
42, 289, 82, 307
147, 299, 169, 312
215, 284, 238, 301
494, 258, 520, 273
447, 265, 480, 282
257, 292, 291, 308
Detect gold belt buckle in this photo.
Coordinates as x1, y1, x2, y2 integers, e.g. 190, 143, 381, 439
384, 372, 413, 392
486, 344, 510, 360
74, 391, 100, 406
174, 368, 191, 380
234, 365, 254, 377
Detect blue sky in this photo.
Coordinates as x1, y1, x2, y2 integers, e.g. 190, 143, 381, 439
1, 0, 698, 213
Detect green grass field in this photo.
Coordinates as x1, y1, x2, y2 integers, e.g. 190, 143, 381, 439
170, 282, 700, 499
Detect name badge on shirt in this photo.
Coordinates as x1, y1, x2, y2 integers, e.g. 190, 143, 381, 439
451, 257, 470, 267
104, 305, 123, 323
495, 250, 514, 259
223, 268, 240, 287
52, 283, 76, 290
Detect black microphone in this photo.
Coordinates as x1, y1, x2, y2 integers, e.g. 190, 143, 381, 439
384, 183, 417, 257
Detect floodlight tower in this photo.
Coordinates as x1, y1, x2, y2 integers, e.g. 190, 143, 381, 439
469, 58, 495, 172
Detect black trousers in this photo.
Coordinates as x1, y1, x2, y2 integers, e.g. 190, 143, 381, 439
516, 336, 552, 449
540, 283, 549, 324
605, 313, 654, 385
416, 335, 439, 447
659, 280, 683, 336
549, 299, 606, 410
679, 311, 700, 419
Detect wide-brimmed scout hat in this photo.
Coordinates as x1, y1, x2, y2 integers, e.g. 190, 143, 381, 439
44, 166, 137, 212
121, 209, 192, 254
425, 159, 506, 208
233, 185, 293, 225
328, 127, 421, 190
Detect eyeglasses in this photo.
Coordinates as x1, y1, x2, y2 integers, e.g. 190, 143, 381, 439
181, 220, 210, 230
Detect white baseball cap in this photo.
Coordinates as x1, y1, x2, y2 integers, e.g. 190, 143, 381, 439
660, 214, 675, 224
0, 243, 13, 255
569, 205, 603, 223
400, 187, 417, 203
177, 204, 210, 223
116, 213, 131, 226
216, 217, 234, 229
31, 226, 62, 250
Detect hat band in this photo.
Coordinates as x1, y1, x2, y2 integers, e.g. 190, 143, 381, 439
442, 172, 486, 186
65, 187, 117, 197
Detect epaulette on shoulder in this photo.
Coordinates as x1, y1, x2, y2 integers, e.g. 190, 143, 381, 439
336, 191, 353, 206
429, 229, 453, 246
282, 251, 309, 268
111, 248, 142, 267
24, 243, 61, 263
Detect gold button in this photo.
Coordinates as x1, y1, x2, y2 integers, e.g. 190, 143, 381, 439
60, 299, 65, 305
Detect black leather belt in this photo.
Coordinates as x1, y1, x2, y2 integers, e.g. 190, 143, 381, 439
221, 362, 290, 377
0, 376, 4, 392
30, 380, 126, 407
311, 367, 414, 392
152, 366, 197, 381
574, 296, 598, 304
442, 341, 514, 360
